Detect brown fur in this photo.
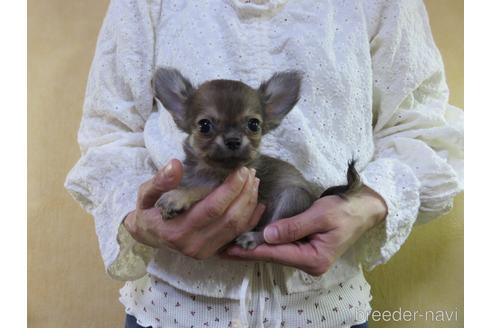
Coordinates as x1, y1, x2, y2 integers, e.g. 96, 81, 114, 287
153, 67, 360, 249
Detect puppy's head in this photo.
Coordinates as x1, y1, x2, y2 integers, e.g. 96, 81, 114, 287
153, 68, 302, 169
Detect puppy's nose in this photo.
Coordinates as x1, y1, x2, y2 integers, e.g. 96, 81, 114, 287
225, 137, 242, 151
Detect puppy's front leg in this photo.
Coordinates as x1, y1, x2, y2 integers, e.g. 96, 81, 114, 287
235, 186, 316, 249
235, 231, 265, 250
155, 187, 211, 220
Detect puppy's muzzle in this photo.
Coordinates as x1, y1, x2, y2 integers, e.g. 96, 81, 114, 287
224, 137, 242, 151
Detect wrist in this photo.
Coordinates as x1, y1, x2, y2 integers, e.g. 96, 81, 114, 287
123, 210, 137, 235
350, 185, 388, 229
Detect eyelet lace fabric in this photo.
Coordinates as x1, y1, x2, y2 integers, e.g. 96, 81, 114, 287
65, 0, 463, 326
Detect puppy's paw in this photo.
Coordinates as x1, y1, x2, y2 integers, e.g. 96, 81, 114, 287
155, 190, 191, 220
235, 231, 264, 250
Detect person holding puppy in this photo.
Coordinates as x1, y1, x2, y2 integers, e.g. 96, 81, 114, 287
65, 0, 463, 327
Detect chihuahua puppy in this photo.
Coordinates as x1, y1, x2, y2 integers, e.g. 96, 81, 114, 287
153, 67, 360, 249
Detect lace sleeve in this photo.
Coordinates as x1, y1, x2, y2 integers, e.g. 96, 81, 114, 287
65, 0, 162, 280
356, 0, 463, 270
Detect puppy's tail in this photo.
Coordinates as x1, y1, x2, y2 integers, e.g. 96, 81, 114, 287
320, 160, 362, 199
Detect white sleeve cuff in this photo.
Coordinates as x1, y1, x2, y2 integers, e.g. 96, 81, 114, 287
355, 158, 421, 270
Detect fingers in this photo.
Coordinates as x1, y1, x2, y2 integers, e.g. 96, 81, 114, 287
224, 242, 327, 275
208, 201, 266, 254
139, 207, 169, 233
138, 159, 183, 209
220, 173, 260, 233
200, 167, 251, 219
263, 208, 325, 244
124, 207, 166, 248
249, 203, 267, 229
202, 172, 263, 250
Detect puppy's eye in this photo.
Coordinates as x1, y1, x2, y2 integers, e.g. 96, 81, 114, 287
198, 119, 212, 134
247, 118, 260, 132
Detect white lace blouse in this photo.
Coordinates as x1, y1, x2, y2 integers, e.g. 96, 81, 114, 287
65, 0, 463, 325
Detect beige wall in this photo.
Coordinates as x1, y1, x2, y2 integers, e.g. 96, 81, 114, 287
27, 1, 463, 327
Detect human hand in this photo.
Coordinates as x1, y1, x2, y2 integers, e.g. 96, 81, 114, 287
123, 159, 265, 260
222, 186, 387, 276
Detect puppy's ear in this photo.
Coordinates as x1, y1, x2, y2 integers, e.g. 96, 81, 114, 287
258, 71, 302, 132
153, 67, 195, 131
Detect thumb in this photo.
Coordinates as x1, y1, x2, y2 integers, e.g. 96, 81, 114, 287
263, 214, 321, 244
138, 159, 183, 209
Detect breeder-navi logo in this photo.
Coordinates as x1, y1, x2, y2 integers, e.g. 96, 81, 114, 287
356, 308, 459, 323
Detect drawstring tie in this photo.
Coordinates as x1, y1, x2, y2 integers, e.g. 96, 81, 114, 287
239, 268, 253, 327
238, 263, 282, 327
